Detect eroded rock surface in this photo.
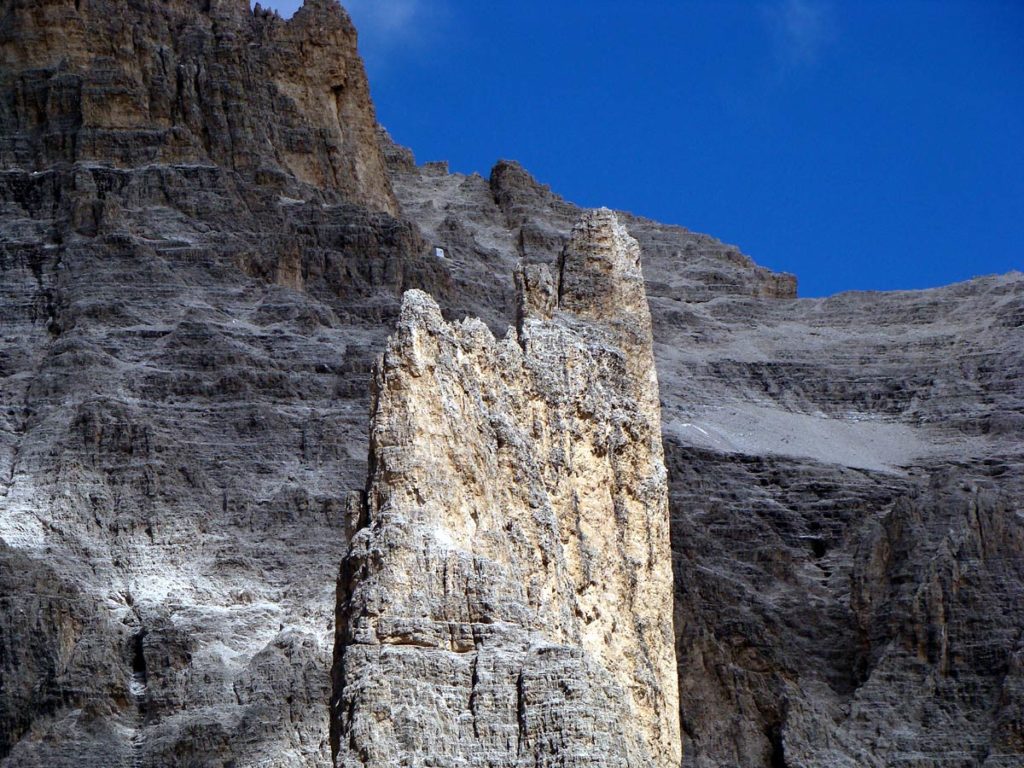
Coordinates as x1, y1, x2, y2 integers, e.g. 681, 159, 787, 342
655, 275, 1024, 767
0, 1, 445, 765
333, 210, 680, 767
388, 139, 1024, 768
1, 0, 397, 213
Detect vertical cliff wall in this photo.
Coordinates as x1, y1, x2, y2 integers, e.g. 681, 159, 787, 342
0, 1, 446, 765
333, 209, 681, 767
388, 145, 1024, 768
0, 0, 397, 213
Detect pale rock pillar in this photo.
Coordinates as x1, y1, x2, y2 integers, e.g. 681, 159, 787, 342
333, 209, 681, 768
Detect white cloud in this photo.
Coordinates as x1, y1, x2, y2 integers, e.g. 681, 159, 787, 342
345, 0, 429, 45
765, 0, 836, 70
345, 0, 419, 34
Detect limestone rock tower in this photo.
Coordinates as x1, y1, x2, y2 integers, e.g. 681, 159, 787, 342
332, 209, 681, 767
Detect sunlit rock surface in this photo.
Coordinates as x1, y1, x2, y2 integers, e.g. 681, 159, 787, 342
333, 210, 680, 767
386, 130, 1024, 768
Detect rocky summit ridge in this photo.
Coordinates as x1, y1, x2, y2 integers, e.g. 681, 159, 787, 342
0, 1, 1022, 768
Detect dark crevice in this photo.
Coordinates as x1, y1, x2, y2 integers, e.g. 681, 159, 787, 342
556, 248, 567, 306
768, 723, 787, 768
515, 669, 527, 756
468, 655, 480, 739
809, 537, 827, 558
131, 628, 148, 683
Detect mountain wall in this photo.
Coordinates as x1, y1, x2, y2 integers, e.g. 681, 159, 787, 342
0, 1, 1021, 767
382, 124, 1024, 768
1, 0, 395, 211
0, 0, 441, 764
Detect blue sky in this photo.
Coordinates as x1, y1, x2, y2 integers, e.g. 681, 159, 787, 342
259, 1, 1023, 297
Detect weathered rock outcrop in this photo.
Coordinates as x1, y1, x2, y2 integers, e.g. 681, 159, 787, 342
654, 275, 1024, 767
388, 146, 1024, 768
333, 209, 680, 767
0, 1, 447, 765
1, 0, 396, 213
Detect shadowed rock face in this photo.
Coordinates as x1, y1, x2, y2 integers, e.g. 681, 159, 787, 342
0, 1, 446, 765
0, 2, 1022, 768
650, 276, 1024, 767
333, 210, 680, 768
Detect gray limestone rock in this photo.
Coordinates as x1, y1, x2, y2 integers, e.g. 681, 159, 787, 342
389, 148, 1023, 768
0, 0, 445, 765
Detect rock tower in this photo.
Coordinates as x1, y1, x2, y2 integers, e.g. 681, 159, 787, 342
333, 209, 681, 767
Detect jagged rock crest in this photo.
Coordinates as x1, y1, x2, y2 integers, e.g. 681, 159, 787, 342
332, 209, 681, 767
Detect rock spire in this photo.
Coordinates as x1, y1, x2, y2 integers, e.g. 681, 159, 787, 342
332, 209, 681, 767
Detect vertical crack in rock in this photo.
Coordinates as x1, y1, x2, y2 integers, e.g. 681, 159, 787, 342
333, 209, 681, 766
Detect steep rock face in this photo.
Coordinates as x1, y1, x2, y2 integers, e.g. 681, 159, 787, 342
846, 481, 1024, 765
655, 277, 1024, 767
0, 201, 358, 766
333, 210, 680, 767
0, 1, 448, 766
388, 147, 1024, 766
384, 154, 797, 336
0, 0, 396, 213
